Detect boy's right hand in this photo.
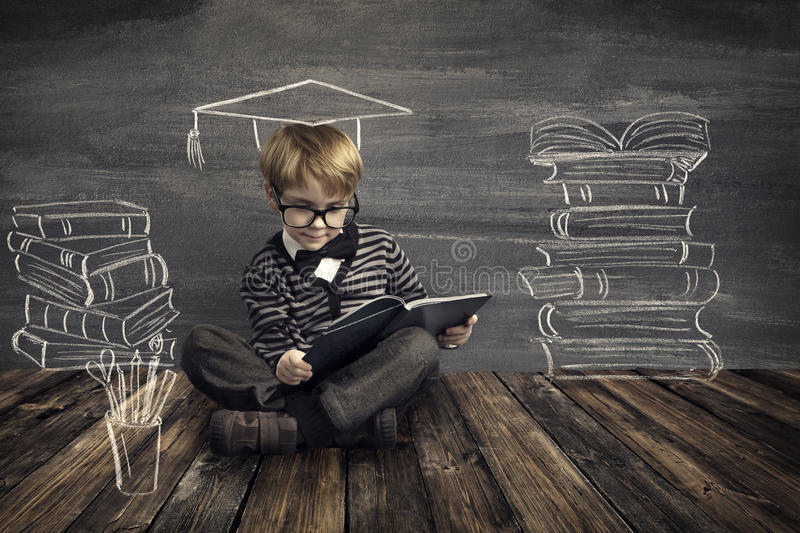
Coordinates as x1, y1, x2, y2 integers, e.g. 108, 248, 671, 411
276, 349, 313, 386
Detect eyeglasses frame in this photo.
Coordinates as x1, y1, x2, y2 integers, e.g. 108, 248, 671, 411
270, 185, 359, 229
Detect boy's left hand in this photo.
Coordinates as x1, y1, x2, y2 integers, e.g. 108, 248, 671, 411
438, 314, 478, 348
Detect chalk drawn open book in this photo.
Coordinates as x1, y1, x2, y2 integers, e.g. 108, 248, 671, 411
286, 292, 491, 391
529, 112, 711, 178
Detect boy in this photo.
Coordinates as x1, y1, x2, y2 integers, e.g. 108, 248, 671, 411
182, 124, 477, 455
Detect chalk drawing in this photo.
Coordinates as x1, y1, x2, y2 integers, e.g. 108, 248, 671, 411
523, 112, 721, 380
8, 201, 179, 370
518, 265, 719, 304
530, 112, 710, 171
187, 79, 414, 168
529, 241, 715, 268
559, 182, 686, 206
539, 338, 722, 380
535, 303, 712, 339
550, 206, 696, 241
86, 349, 123, 419
86, 350, 177, 496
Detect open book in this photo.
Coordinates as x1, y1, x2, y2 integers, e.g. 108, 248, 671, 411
287, 292, 491, 390
529, 112, 711, 177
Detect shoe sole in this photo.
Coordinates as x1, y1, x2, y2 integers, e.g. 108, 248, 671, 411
209, 410, 297, 456
209, 409, 235, 456
375, 407, 397, 449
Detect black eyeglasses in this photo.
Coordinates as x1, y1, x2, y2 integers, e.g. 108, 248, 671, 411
271, 185, 359, 229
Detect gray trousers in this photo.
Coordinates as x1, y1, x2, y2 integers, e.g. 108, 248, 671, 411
181, 324, 440, 432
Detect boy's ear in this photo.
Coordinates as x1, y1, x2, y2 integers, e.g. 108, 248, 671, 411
264, 182, 279, 211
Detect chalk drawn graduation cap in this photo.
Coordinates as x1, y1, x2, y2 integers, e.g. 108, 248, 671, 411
187, 79, 413, 169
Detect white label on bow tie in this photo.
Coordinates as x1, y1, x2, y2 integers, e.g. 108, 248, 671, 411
315, 257, 345, 282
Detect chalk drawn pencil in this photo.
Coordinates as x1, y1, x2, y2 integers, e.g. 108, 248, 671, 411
150, 370, 178, 421
141, 356, 160, 423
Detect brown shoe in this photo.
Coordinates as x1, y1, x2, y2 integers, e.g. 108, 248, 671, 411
209, 410, 297, 456
333, 407, 397, 450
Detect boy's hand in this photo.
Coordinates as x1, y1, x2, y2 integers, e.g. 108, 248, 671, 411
438, 314, 478, 348
276, 349, 313, 386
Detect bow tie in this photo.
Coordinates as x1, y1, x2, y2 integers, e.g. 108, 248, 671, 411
294, 231, 356, 274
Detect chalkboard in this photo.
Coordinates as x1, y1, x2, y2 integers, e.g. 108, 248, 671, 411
2, 0, 799, 373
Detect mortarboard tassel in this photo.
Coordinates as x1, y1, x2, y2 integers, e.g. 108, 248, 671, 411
187, 110, 205, 170
253, 119, 261, 150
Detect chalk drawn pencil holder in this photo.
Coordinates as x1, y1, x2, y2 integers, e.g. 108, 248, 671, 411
105, 411, 162, 496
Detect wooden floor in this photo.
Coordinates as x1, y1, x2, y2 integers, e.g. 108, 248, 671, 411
1, 368, 799, 532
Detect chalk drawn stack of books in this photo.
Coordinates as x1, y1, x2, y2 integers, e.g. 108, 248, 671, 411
8, 200, 179, 370
519, 112, 722, 380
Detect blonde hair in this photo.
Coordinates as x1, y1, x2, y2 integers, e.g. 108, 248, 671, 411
259, 124, 362, 197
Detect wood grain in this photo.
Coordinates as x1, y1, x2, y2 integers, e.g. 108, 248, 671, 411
0, 373, 195, 533
347, 414, 436, 532
237, 448, 346, 532
0, 371, 105, 499
733, 370, 800, 403
499, 372, 723, 533
0, 369, 80, 416
407, 378, 519, 532
442, 372, 629, 532
558, 373, 800, 532
66, 378, 214, 532
641, 369, 800, 463
1, 369, 798, 532
147, 443, 260, 532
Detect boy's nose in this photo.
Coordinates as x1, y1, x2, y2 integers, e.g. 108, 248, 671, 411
309, 214, 327, 228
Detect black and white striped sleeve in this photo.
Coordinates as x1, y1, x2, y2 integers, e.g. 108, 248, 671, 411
240, 261, 295, 370
385, 236, 427, 303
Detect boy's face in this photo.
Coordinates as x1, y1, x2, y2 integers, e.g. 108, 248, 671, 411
266, 178, 352, 251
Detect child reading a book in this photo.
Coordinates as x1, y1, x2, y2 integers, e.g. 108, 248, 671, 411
182, 124, 478, 455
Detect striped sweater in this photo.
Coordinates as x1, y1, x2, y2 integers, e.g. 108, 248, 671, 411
241, 223, 427, 369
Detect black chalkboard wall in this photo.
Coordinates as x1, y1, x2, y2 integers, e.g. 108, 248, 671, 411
2, 1, 798, 372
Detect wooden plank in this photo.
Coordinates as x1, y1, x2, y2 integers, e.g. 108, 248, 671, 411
557, 373, 800, 532
702, 371, 800, 429
0, 373, 195, 533
499, 372, 723, 533
66, 378, 214, 532
640, 369, 800, 462
442, 372, 629, 532
0, 369, 80, 416
148, 442, 260, 532
347, 414, 437, 532
0, 372, 105, 499
405, 379, 519, 532
237, 448, 346, 532
733, 370, 800, 403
